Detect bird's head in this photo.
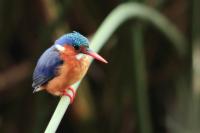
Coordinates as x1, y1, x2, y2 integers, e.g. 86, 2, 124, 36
54, 31, 108, 63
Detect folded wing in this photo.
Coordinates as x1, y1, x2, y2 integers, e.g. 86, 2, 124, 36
32, 46, 63, 90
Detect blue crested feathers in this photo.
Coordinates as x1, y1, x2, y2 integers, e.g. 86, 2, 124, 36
55, 31, 89, 47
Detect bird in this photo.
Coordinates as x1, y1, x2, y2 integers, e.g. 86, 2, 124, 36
32, 31, 107, 103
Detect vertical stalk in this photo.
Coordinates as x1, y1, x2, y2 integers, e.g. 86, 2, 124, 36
132, 24, 152, 133
192, 0, 200, 94
189, 0, 200, 131
129, 0, 151, 132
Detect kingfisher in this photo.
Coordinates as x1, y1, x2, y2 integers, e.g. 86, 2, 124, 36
32, 31, 107, 103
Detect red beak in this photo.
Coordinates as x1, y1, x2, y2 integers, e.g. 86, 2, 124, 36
81, 48, 108, 63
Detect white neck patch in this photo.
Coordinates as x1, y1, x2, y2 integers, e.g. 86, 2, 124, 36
55, 44, 65, 52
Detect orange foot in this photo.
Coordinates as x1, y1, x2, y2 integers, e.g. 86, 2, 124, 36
62, 86, 76, 104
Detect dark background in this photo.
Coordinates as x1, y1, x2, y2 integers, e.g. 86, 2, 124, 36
0, 0, 199, 133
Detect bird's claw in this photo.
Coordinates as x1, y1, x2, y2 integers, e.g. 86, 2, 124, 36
62, 86, 76, 104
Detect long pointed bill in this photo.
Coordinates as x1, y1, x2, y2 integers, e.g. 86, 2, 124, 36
82, 48, 108, 63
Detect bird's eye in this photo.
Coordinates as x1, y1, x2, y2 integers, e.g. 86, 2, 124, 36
73, 45, 80, 50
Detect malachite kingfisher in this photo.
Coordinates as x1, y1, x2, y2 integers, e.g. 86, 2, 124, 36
32, 31, 107, 103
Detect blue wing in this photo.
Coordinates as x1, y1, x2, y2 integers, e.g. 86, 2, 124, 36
32, 46, 63, 89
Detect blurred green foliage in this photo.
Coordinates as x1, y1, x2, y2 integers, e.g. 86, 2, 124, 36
0, 0, 199, 133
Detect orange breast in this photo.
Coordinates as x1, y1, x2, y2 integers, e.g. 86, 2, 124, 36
45, 55, 90, 96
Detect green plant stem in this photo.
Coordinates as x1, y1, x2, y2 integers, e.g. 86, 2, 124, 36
44, 2, 187, 133
129, 1, 149, 132
132, 24, 152, 133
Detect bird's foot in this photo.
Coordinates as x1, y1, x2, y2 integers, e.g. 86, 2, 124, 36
62, 86, 76, 104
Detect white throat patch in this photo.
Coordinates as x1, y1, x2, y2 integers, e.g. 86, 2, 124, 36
76, 53, 84, 60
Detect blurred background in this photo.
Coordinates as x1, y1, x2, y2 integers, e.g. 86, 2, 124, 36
0, 0, 199, 133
